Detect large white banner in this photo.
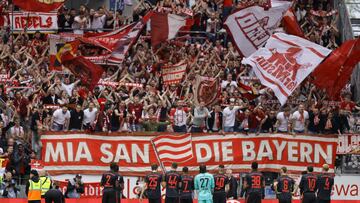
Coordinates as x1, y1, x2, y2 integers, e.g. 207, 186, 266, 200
243, 33, 332, 105
224, 2, 291, 57
10, 12, 58, 33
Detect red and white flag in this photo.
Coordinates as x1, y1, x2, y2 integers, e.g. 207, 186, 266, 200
13, 0, 65, 12
282, 8, 305, 38
151, 133, 193, 164
224, 1, 291, 57
312, 38, 360, 99
151, 12, 192, 47
193, 75, 220, 106
162, 61, 187, 85
243, 33, 331, 105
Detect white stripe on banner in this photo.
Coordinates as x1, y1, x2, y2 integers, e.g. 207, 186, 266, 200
156, 143, 192, 152
158, 150, 193, 160
153, 136, 191, 145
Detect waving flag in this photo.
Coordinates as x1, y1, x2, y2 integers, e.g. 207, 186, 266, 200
224, 1, 291, 57
61, 52, 104, 90
282, 8, 305, 38
193, 75, 220, 106
13, 0, 65, 12
151, 134, 193, 164
243, 33, 331, 105
162, 61, 187, 85
312, 38, 360, 99
151, 12, 193, 48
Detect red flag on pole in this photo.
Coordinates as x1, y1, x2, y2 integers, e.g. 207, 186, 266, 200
282, 8, 305, 38
151, 12, 192, 48
13, 0, 66, 12
312, 38, 360, 99
61, 52, 104, 91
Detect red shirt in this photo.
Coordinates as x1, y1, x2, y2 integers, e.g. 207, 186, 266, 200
223, 0, 233, 7
340, 101, 355, 111
14, 97, 29, 117
128, 103, 143, 124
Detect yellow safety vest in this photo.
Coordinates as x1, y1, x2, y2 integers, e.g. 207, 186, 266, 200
40, 176, 51, 196
28, 179, 42, 201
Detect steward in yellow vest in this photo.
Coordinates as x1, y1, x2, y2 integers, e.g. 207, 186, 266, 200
26, 170, 42, 203
39, 170, 52, 197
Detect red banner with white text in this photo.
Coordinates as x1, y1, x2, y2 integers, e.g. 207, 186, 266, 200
40, 133, 337, 176
9, 12, 58, 33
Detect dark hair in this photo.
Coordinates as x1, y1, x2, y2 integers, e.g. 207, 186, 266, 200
110, 162, 118, 171
219, 164, 225, 169
251, 162, 258, 170
171, 162, 178, 169
151, 164, 158, 171
281, 167, 287, 173
182, 166, 189, 173
307, 166, 314, 172
199, 164, 207, 173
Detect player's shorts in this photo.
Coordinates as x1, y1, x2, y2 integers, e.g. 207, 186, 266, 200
180, 198, 193, 203
302, 193, 317, 203
317, 200, 330, 203
213, 193, 227, 203
246, 192, 262, 203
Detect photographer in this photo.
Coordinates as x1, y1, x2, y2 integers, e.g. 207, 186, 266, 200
1, 171, 20, 198
65, 174, 84, 198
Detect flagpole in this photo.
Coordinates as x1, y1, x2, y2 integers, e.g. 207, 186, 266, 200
150, 139, 166, 173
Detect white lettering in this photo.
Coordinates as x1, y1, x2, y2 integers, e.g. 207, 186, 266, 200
257, 140, 273, 160
314, 144, 332, 164
100, 143, 113, 163
222, 141, 234, 162
75, 142, 93, 162
114, 144, 131, 163
300, 143, 313, 163
131, 144, 149, 163
273, 140, 287, 160
44, 142, 66, 162
288, 142, 298, 162
195, 143, 212, 163
66, 142, 73, 162
242, 141, 255, 161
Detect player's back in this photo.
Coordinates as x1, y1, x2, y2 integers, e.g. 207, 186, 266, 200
317, 173, 334, 200
245, 171, 264, 194
195, 172, 215, 201
101, 171, 118, 188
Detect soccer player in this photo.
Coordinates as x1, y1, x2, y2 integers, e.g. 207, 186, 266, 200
299, 166, 318, 203
274, 167, 297, 203
243, 162, 265, 203
317, 164, 334, 203
180, 166, 194, 203
141, 164, 162, 203
101, 162, 121, 203
213, 165, 229, 203
162, 163, 182, 203
195, 164, 215, 203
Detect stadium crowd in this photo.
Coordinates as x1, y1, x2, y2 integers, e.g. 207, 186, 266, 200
0, 0, 358, 196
